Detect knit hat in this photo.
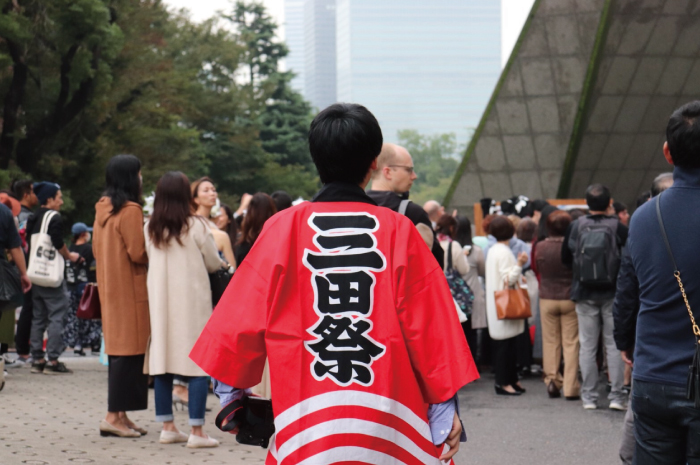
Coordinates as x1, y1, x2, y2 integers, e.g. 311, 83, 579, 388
33, 182, 60, 206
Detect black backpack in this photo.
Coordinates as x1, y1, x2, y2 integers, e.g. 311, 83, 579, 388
574, 216, 621, 286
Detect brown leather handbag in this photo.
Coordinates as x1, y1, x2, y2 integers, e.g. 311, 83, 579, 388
77, 283, 101, 320
495, 278, 531, 320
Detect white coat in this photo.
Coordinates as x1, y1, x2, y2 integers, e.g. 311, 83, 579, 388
485, 242, 525, 340
144, 217, 222, 376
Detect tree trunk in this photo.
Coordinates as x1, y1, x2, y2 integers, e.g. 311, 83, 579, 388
0, 40, 28, 170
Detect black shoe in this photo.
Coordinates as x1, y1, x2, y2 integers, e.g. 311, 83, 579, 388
622, 384, 631, 395
30, 361, 46, 374
547, 381, 561, 399
495, 385, 522, 396
513, 383, 527, 394
44, 361, 73, 375
565, 395, 581, 401
74, 348, 86, 356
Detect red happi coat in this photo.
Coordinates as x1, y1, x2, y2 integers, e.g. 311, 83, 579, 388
190, 197, 479, 465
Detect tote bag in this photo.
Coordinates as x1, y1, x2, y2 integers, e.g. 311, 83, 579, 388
495, 278, 532, 320
27, 211, 65, 287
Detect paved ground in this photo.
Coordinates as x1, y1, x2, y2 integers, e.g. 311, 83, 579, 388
1, 354, 624, 465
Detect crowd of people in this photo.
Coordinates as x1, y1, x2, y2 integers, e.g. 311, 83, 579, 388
0, 100, 697, 464
0, 159, 287, 447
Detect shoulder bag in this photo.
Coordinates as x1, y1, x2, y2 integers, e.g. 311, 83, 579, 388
0, 254, 23, 313
445, 241, 475, 318
495, 275, 531, 320
655, 193, 700, 407
27, 211, 65, 287
210, 267, 233, 308
77, 282, 101, 320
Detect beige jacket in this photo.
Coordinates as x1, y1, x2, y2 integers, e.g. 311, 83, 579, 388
144, 217, 222, 376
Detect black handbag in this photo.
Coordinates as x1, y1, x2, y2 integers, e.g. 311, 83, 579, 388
0, 255, 23, 313
215, 396, 275, 448
209, 267, 233, 307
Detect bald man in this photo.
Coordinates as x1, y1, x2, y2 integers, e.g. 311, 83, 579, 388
367, 144, 444, 268
423, 200, 445, 229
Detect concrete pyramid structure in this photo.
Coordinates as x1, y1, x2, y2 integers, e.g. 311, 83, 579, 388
445, 0, 700, 214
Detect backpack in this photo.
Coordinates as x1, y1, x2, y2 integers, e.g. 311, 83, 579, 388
445, 241, 475, 316
574, 216, 621, 286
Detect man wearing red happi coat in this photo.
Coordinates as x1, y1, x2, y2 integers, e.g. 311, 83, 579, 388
190, 103, 479, 464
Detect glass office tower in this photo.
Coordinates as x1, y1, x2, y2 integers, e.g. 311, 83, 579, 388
285, 0, 306, 93
304, 0, 337, 111
336, 0, 501, 148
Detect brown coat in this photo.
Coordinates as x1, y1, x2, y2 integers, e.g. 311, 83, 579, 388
93, 197, 150, 355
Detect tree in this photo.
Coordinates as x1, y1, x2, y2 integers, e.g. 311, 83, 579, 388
397, 129, 461, 206
0, 0, 124, 173
0, 0, 319, 226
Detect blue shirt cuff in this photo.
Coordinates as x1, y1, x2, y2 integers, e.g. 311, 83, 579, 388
212, 378, 250, 407
427, 393, 466, 445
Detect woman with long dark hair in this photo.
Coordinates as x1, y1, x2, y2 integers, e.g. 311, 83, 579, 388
216, 204, 238, 249
93, 154, 149, 438
191, 177, 235, 267
145, 172, 223, 448
235, 192, 277, 265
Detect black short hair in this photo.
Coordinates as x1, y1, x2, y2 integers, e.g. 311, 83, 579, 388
10, 179, 33, 200
613, 201, 627, 215
585, 184, 611, 211
489, 216, 515, 242
271, 190, 293, 212
666, 101, 700, 169
308, 103, 383, 185
636, 191, 651, 208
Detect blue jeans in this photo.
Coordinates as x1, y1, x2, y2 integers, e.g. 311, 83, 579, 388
632, 379, 700, 464
154, 374, 208, 426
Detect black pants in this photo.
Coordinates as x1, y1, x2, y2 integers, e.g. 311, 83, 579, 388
108, 354, 149, 412
492, 336, 518, 387
632, 379, 700, 464
14, 289, 33, 356
516, 321, 533, 369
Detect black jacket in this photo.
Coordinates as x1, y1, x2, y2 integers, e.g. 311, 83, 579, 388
612, 246, 639, 351
26, 207, 65, 251
365, 190, 444, 269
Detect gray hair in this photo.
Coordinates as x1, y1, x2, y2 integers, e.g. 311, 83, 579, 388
651, 172, 674, 197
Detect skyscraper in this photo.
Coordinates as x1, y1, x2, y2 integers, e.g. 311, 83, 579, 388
304, 0, 337, 111
336, 0, 501, 148
284, 0, 306, 93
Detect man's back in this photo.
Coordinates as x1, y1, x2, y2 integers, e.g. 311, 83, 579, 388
366, 189, 445, 268
628, 168, 700, 387
191, 190, 477, 464
563, 214, 627, 301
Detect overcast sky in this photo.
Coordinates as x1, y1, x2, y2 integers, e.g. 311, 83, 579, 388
164, 0, 536, 67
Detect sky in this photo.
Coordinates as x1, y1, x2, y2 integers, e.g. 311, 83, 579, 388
164, 0, 536, 68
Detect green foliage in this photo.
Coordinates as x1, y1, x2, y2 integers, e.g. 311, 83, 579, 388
397, 129, 462, 206
0, 0, 319, 226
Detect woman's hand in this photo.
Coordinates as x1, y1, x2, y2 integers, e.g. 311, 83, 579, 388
517, 251, 528, 267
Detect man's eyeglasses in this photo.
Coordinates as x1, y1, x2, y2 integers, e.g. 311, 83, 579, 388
389, 165, 415, 175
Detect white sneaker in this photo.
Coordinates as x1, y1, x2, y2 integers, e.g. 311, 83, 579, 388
583, 402, 597, 410
187, 434, 220, 448
609, 401, 626, 411
159, 429, 188, 444
4, 355, 30, 368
